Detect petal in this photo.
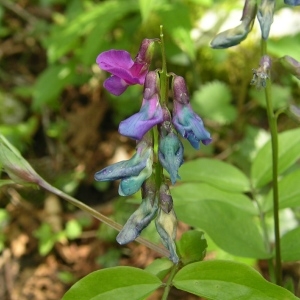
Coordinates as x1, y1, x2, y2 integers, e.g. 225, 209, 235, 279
129, 63, 148, 85
94, 153, 146, 181
103, 76, 129, 96
159, 133, 183, 184
173, 104, 211, 149
118, 149, 153, 196
116, 197, 158, 245
119, 95, 164, 140
97, 50, 144, 85
155, 208, 179, 264
284, 0, 300, 5
97, 50, 134, 72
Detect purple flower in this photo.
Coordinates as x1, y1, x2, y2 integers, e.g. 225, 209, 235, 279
172, 76, 212, 149
96, 39, 155, 96
119, 71, 164, 140
94, 138, 153, 196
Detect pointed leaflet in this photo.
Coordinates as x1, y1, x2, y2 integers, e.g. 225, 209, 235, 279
173, 260, 298, 300
179, 158, 250, 192
251, 128, 300, 188
172, 183, 269, 258
62, 267, 162, 300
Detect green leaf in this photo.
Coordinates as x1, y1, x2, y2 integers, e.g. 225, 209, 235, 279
81, 1, 139, 66
268, 34, 300, 60
62, 267, 162, 300
176, 230, 207, 265
179, 158, 250, 192
138, 0, 155, 22
250, 84, 291, 110
172, 183, 269, 258
157, 3, 196, 60
251, 128, 300, 188
173, 260, 299, 300
263, 169, 300, 212
32, 63, 75, 111
193, 81, 237, 125
145, 258, 173, 280
65, 219, 82, 240
46, 1, 139, 64
281, 226, 300, 262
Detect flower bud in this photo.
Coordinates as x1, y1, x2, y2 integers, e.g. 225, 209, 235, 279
279, 55, 300, 80
134, 39, 156, 66
172, 75, 212, 149
257, 0, 275, 40
116, 196, 158, 245
284, 0, 300, 5
0, 136, 41, 186
155, 207, 179, 264
143, 70, 160, 100
159, 183, 173, 213
94, 136, 153, 196
141, 174, 156, 206
210, 0, 257, 49
158, 121, 184, 184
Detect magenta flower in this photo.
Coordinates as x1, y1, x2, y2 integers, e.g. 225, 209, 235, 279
119, 71, 164, 140
172, 76, 212, 149
96, 39, 155, 96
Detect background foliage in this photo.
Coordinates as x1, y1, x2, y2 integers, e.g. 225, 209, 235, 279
0, 0, 300, 299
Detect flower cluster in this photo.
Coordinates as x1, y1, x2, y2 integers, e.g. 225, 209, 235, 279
94, 38, 211, 263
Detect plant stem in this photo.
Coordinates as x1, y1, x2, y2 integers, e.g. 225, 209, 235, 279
161, 263, 180, 300
38, 179, 170, 258
159, 25, 169, 106
261, 39, 282, 286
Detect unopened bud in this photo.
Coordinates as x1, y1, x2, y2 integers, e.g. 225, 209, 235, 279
141, 174, 156, 206
284, 0, 300, 5
116, 197, 158, 245
211, 0, 257, 49
159, 183, 173, 213
143, 71, 160, 100
257, 0, 275, 40
155, 207, 179, 264
0, 135, 41, 186
135, 39, 157, 66
279, 55, 300, 80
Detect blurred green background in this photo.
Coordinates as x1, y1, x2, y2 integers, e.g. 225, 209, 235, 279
0, 0, 300, 299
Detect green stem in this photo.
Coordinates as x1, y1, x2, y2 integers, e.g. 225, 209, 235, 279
261, 39, 282, 286
159, 25, 169, 106
38, 179, 170, 258
161, 263, 180, 300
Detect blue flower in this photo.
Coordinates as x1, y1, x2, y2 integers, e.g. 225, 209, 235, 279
284, 0, 300, 5
210, 0, 257, 49
158, 121, 184, 184
116, 196, 158, 245
257, 0, 275, 40
172, 76, 212, 149
94, 139, 153, 196
119, 71, 164, 140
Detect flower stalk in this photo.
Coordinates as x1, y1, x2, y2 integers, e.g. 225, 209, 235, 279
261, 39, 282, 286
